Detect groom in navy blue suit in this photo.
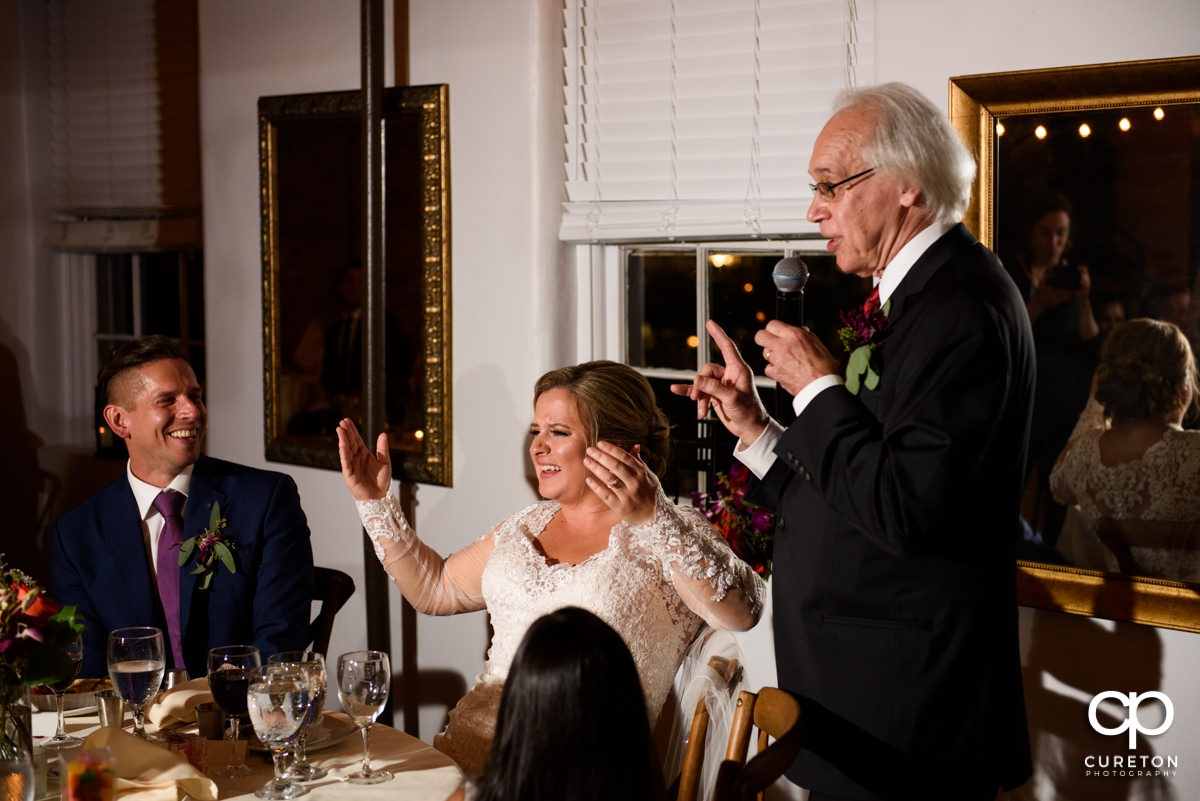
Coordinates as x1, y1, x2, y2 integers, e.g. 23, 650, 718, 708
50, 336, 314, 679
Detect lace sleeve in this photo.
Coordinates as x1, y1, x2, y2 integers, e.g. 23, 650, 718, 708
356, 491, 490, 615
1050, 396, 1106, 506
627, 491, 765, 631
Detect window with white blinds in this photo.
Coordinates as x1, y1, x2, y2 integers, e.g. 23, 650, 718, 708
561, 0, 873, 242
46, 0, 201, 251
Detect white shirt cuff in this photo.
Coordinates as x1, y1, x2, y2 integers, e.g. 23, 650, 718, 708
734, 418, 786, 479
792, 374, 843, 416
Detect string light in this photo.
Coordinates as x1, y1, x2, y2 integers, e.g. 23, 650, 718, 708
1078, 123, 1091, 138
686, 335, 699, 349
1119, 118, 1131, 132
1035, 125, 1047, 140
995, 121, 1005, 136
1154, 107, 1165, 121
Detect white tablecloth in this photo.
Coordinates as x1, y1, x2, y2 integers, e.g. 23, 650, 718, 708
32, 707, 462, 801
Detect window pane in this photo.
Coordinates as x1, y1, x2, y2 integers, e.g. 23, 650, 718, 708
626, 249, 696, 370
708, 251, 781, 376
96, 254, 134, 334
141, 252, 182, 337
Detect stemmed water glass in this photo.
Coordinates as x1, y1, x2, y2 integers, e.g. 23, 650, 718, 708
43, 635, 84, 750
267, 650, 328, 781
107, 627, 165, 741
335, 650, 392, 784
207, 645, 261, 777
246, 664, 313, 799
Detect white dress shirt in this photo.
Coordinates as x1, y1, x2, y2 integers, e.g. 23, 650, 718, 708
736, 219, 955, 478
126, 464, 195, 582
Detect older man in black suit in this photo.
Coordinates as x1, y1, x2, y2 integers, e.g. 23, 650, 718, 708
673, 83, 1034, 800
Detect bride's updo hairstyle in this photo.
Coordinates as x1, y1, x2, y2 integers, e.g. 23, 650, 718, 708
534, 361, 672, 478
1094, 318, 1198, 424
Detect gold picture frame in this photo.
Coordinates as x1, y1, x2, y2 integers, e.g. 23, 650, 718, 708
949, 56, 1200, 631
259, 85, 451, 486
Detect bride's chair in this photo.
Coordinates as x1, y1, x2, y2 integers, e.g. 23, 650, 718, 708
657, 626, 746, 801
711, 687, 803, 801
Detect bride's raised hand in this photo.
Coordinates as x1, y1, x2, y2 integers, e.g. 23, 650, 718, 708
585, 441, 658, 525
336, 418, 391, 500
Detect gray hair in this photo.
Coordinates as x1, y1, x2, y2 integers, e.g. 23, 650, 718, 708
833, 82, 976, 223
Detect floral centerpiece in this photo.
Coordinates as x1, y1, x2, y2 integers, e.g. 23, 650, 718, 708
0, 554, 85, 758
691, 463, 774, 578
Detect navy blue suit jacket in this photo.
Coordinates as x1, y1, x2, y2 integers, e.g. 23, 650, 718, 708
758, 224, 1034, 800
49, 454, 314, 679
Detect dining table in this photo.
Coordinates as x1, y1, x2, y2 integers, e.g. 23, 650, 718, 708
29, 688, 463, 801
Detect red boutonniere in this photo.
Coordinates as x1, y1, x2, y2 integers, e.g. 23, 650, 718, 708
836, 298, 890, 394
176, 502, 237, 591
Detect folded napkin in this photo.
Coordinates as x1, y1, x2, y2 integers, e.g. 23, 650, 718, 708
80, 727, 218, 801
147, 677, 212, 729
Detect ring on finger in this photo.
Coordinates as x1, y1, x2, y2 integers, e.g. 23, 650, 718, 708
609, 479, 622, 489
764, 348, 772, 360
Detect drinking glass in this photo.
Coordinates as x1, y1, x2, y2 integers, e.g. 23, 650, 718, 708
247, 664, 313, 799
207, 645, 261, 777
267, 651, 327, 781
335, 651, 392, 784
106, 627, 165, 741
43, 635, 84, 749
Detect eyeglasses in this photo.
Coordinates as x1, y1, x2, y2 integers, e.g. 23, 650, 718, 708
809, 167, 876, 201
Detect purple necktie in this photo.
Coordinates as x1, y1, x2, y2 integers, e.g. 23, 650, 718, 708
153, 489, 187, 672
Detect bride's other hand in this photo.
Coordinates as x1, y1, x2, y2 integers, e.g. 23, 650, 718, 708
336, 418, 391, 500
585, 441, 658, 525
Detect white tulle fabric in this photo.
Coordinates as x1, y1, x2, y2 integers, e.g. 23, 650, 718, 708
356, 489, 765, 777
1050, 397, 1200, 579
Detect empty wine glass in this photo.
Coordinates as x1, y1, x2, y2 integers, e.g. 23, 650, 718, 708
267, 650, 327, 781
43, 635, 84, 750
106, 627, 165, 741
207, 645, 261, 777
335, 650, 392, 784
247, 664, 313, 799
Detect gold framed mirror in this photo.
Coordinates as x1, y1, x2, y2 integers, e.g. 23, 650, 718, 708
259, 85, 451, 486
949, 56, 1200, 631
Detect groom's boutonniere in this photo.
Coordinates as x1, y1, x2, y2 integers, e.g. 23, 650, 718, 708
176, 502, 237, 590
836, 297, 890, 395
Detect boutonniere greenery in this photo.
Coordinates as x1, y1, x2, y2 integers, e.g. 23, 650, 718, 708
836, 298, 891, 395
176, 502, 236, 590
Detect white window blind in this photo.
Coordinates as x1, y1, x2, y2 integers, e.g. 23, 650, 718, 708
46, 0, 201, 251
561, 0, 873, 242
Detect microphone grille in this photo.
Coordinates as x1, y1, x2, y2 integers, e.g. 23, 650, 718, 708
772, 257, 809, 293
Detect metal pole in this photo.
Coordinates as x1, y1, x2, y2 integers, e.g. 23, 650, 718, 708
360, 0, 392, 728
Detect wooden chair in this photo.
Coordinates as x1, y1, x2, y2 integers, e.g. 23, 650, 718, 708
711, 688, 803, 801
663, 628, 744, 801
309, 566, 355, 655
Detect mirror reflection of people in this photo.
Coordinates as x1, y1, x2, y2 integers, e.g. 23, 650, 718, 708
449, 607, 664, 801
1004, 192, 1100, 544
337, 360, 766, 777
1050, 318, 1200, 581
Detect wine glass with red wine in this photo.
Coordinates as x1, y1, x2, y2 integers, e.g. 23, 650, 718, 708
207, 644, 261, 777
42, 635, 84, 750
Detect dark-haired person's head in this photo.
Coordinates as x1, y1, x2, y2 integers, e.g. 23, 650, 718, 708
97, 335, 206, 487
473, 607, 662, 801
1095, 318, 1198, 425
534, 361, 672, 477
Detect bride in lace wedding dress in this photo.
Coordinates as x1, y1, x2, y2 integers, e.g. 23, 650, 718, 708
337, 361, 766, 777
1051, 318, 1200, 581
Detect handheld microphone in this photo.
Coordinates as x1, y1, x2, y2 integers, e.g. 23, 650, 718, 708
772, 256, 809, 327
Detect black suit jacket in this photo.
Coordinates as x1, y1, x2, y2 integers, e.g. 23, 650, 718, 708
49, 455, 315, 679
758, 224, 1034, 800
